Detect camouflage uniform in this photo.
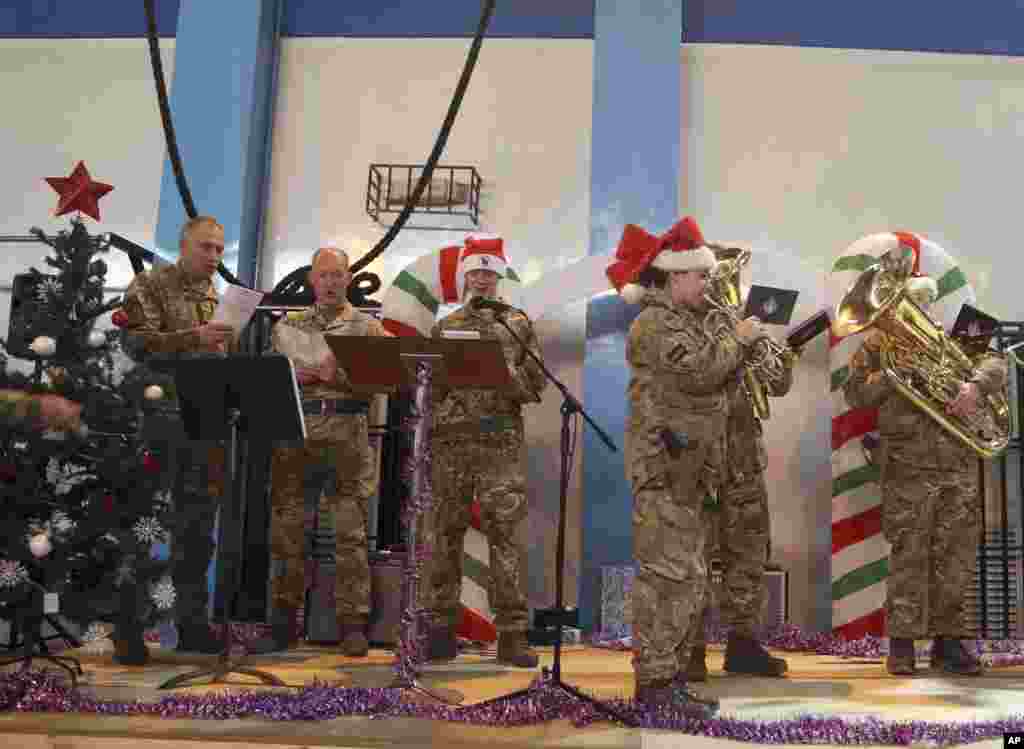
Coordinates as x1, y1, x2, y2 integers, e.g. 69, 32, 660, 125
121, 260, 230, 643
267, 304, 386, 624
626, 287, 744, 686
690, 350, 795, 647
843, 330, 1007, 639
426, 302, 546, 638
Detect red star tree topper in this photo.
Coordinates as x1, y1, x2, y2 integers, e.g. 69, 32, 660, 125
45, 161, 114, 221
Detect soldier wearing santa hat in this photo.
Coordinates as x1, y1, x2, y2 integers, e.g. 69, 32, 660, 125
607, 217, 765, 713
423, 235, 546, 668
843, 235, 1007, 677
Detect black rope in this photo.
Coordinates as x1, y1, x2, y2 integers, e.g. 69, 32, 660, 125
350, 0, 497, 274
142, 0, 496, 289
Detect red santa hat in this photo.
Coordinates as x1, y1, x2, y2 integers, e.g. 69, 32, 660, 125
605, 217, 716, 304
893, 231, 938, 305
459, 234, 507, 276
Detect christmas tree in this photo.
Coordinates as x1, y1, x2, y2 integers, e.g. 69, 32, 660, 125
0, 165, 178, 664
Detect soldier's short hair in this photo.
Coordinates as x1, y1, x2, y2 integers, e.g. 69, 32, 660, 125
638, 266, 669, 289
179, 216, 224, 245
311, 246, 350, 269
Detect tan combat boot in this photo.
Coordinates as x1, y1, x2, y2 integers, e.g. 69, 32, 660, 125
930, 637, 982, 676
723, 634, 788, 677
635, 676, 719, 718
497, 630, 539, 668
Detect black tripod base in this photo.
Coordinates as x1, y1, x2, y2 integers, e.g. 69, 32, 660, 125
0, 653, 84, 688
473, 670, 635, 727
158, 654, 287, 690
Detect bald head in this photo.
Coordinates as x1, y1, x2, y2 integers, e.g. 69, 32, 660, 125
309, 246, 351, 308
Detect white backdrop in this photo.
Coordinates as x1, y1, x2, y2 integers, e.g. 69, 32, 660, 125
682, 43, 1024, 630
262, 37, 595, 609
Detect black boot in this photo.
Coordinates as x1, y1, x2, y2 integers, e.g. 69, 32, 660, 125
932, 637, 982, 676
635, 677, 719, 718
338, 615, 369, 657
112, 629, 149, 666
886, 637, 916, 675
425, 623, 458, 662
248, 607, 299, 655
723, 634, 787, 677
177, 621, 225, 654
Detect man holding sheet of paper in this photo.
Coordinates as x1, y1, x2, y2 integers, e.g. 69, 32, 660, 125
253, 246, 391, 656
119, 215, 238, 661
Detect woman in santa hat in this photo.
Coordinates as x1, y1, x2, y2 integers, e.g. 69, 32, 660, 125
606, 217, 765, 713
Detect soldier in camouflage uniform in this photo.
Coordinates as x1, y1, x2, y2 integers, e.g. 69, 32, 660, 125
607, 218, 766, 713
249, 246, 390, 657
686, 247, 797, 681
0, 391, 81, 432
120, 216, 236, 663
843, 265, 1007, 676
423, 236, 546, 668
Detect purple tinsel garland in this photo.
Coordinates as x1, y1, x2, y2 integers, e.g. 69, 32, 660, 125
2, 667, 1024, 745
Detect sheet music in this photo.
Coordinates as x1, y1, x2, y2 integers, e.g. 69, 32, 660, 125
211, 284, 265, 333
274, 326, 332, 370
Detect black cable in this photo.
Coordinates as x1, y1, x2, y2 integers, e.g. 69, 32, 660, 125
143, 0, 497, 290
350, 0, 497, 274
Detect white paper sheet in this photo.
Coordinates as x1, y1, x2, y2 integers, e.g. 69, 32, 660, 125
211, 284, 265, 332
274, 326, 332, 370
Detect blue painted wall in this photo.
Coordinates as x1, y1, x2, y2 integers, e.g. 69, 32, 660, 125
0, 0, 179, 37
580, 0, 683, 634
5, 0, 1024, 56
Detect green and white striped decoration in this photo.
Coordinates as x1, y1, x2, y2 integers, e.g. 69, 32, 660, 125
828, 232, 974, 639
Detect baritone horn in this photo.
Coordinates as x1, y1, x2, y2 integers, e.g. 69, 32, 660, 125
703, 246, 790, 421
832, 263, 1009, 459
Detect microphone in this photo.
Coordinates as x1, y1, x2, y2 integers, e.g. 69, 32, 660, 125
470, 297, 516, 315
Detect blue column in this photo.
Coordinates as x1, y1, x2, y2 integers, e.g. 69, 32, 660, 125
152, 0, 283, 610
580, 0, 683, 633
154, 0, 282, 287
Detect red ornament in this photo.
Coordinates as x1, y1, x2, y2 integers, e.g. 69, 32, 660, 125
0, 463, 16, 482
142, 452, 160, 474
45, 161, 114, 221
102, 494, 114, 513
111, 308, 129, 328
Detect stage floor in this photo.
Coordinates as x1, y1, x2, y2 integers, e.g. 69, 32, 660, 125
1, 642, 1021, 748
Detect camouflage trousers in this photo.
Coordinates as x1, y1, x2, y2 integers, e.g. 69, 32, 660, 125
425, 431, 530, 633
268, 413, 375, 619
142, 408, 226, 631
629, 440, 713, 685
882, 460, 981, 638
690, 469, 771, 646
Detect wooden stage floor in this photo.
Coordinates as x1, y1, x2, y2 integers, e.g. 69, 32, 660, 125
1, 641, 1022, 748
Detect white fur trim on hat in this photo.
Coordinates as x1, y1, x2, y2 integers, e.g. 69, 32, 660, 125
650, 246, 716, 273
906, 276, 938, 305
460, 253, 506, 275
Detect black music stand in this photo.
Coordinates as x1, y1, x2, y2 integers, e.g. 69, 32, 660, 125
326, 335, 514, 705
464, 310, 632, 726
148, 353, 306, 690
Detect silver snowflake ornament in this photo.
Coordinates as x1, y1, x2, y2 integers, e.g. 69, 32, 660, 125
50, 510, 75, 533
35, 277, 63, 303
150, 577, 177, 610
0, 560, 28, 588
79, 622, 114, 655
133, 516, 167, 545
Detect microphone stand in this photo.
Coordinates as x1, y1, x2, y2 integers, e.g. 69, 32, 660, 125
470, 303, 633, 727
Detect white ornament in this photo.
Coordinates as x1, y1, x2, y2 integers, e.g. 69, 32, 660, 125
144, 385, 165, 401
29, 533, 52, 558
150, 576, 177, 610
29, 336, 57, 357
0, 560, 28, 588
79, 622, 114, 655
88, 330, 106, 348
133, 516, 167, 545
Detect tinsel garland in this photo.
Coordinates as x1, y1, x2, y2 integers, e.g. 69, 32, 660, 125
2, 668, 1024, 745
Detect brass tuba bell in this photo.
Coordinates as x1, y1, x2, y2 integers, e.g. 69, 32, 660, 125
833, 264, 1009, 459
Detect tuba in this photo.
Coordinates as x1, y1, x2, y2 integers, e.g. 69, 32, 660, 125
704, 246, 790, 420
833, 263, 1009, 459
